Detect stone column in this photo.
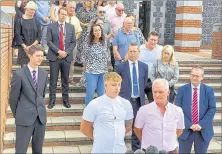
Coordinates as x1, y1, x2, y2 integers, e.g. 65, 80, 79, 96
212, 24, 222, 60
150, 0, 166, 44
174, 1, 203, 52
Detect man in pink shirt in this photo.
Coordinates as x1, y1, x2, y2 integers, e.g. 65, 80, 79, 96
109, 3, 126, 34
134, 79, 185, 153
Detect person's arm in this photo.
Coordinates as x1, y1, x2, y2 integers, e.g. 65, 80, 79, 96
176, 129, 183, 137
198, 88, 216, 129
113, 45, 122, 60
65, 25, 76, 56
125, 119, 133, 133
150, 62, 157, 83
32, 20, 42, 46
133, 127, 142, 141
35, 2, 44, 20
43, 72, 48, 98
9, 72, 21, 118
50, 4, 57, 22
169, 63, 179, 87
80, 119, 94, 138
15, 18, 24, 46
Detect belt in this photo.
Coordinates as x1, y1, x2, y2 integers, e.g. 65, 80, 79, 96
131, 97, 140, 102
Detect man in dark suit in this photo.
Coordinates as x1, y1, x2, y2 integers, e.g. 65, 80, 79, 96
9, 45, 48, 154
115, 42, 148, 151
47, 7, 76, 109
176, 66, 216, 154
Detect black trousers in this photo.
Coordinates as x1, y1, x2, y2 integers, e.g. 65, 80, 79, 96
109, 44, 115, 71
130, 97, 141, 152
49, 59, 71, 102
16, 116, 46, 154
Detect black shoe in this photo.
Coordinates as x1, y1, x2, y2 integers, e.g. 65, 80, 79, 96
47, 100, 55, 109
63, 101, 71, 108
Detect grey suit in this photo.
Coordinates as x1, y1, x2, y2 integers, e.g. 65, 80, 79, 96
46, 22, 76, 103
9, 66, 48, 154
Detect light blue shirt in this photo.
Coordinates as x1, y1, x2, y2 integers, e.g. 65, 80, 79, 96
138, 44, 162, 78
82, 94, 134, 153
35, 1, 50, 25
113, 29, 140, 65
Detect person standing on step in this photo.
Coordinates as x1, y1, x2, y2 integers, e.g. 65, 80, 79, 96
80, 72, 134, 153
176, 66, 216, 154
47, 7, 76, 109
9, 45, 48, 154
115, 42, 148, 152
138, 31, 162, 103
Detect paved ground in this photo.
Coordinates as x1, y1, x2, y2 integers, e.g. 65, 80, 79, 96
175, 52, 221, 61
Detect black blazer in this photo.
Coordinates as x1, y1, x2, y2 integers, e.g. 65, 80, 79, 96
46, 22, 76, 62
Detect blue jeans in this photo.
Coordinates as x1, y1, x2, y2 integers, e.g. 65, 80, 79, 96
85, 72, 105, 105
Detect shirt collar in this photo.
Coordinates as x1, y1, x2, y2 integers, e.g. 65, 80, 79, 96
128, 59, 138, 65
191, 83, 201, 90
153, 101, 170, 110
27, 64, 38, 72
58, 21, 65, 25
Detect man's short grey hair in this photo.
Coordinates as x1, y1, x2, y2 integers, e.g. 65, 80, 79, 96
152, 79, 169, 91
28, 45, 43, 55
191, 65, 204, 75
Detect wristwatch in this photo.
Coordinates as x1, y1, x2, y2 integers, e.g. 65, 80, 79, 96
120, 59, 124, 63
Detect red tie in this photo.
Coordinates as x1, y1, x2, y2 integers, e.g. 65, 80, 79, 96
192, 88, 198, 124
59, 24, 64, 51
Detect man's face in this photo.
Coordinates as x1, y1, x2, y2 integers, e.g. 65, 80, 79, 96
58, 9, 68, 23
152, 82, 169, 105
67, 4, 76, 16
28, 51, 44, 66
123, 19, 133, 32
105, 80, 121, 98
147, 35, 159, 49
128, 46, 139, 62
108, 1, 115, 6
190, 68, 203, 87
26, 8, 36, 16
115, 8, 124, 16
97, 7, 105, 18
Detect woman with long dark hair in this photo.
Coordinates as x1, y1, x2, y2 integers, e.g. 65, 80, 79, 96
81, 23, 109, 105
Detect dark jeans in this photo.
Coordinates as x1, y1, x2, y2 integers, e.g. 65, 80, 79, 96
109, 44, 115, 71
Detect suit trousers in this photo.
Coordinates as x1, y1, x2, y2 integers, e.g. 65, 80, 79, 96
130, 97, 141, 152
15, 116, 46, 154
49, 58, 71, 102
178, 131, 210, 154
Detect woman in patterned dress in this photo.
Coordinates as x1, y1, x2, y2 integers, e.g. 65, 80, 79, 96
81, 23, 109, 106
15, 1, 41, 67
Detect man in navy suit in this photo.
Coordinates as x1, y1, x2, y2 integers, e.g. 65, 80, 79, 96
176, 66, 216, 153
47, 7, 76, 109
115, 42, 148, 151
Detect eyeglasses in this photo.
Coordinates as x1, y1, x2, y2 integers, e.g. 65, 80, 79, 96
98, 11, 106, 14
190, 74, 201, 78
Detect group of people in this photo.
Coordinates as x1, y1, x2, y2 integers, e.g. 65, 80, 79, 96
9, 0, 216, 154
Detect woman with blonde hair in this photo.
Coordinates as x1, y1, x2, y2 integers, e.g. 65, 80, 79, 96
150, 45, 179, 103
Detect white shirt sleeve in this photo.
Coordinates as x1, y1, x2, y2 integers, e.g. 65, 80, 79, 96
176, 106, 185, 129
82, 100, 98, 122
125, 100, 134, 120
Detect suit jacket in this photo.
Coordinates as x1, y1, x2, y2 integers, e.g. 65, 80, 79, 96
115, 60, 148, 106
175, 83, 216, 142
46, 22, 76, 62
9, 66, 48, 126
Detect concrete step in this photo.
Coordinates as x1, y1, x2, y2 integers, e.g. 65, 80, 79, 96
5, 113, 222, 132
3, 126, 221, 149
11, 65, 222, 75
3, 139, 222, 154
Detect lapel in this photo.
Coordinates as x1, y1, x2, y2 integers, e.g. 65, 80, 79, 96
199, 83, 204, 114
138, 61, 142, 86
24, 66, 36, 92
37, 68, 45, 93
65, 23, 69, 40
56, 22, 60, 38
187, 83, 192, 116
125, 61, 132, 89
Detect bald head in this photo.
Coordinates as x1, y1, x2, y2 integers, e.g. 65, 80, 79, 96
115, 3, 124, 10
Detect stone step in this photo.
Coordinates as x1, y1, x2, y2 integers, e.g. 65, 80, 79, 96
45, 83, 222, 93
3, 126, 221, 149
5, 113, 222, 132
11, 65, 222, 75
3, 139, 222, 154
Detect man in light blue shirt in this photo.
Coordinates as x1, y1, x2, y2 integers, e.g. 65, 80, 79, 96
80, 72, 134, 153
35, 0, 50, 51
113, 17, 140, 66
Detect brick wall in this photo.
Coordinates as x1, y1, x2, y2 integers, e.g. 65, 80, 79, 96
0, 11, 13, 153
212, 24, 222, 60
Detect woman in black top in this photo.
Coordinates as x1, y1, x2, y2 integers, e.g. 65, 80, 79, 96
15, 1, 41, 67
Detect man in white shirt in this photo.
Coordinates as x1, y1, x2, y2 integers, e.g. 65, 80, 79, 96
104, 1, 116, 20
80, 72, 134, 153
134, 79, 185, 153
138, 31, 163, 103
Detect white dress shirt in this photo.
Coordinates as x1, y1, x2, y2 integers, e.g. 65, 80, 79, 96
128, 60, 140, 98
191, 84, 200, 120
82, 94, 134, 153
27, 64, 38, 82
135, 102, 185, 152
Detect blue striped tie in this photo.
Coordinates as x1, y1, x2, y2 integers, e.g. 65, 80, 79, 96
133, 63, 139, 96
32, 70, 37, 89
